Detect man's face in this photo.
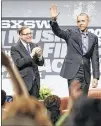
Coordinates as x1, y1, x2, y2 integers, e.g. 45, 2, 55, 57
77, 15, 89, 31
20, 28, 33, 43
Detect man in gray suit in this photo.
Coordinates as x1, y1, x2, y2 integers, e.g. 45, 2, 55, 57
50, 5, 100, 95
11, 26, 44, 98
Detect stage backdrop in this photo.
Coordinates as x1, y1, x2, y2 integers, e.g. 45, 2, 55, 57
2, 0, 101, 97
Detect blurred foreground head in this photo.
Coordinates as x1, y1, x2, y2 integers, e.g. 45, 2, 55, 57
2, 115, 37, 126
2, 96, 52, 126
63, 96, 101, 126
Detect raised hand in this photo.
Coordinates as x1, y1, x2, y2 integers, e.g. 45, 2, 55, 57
69, 80, 82, 100
50, 4, 60, 18
67, 80, 82, 113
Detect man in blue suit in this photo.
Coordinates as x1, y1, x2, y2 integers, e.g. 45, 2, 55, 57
50, 5, 100, 95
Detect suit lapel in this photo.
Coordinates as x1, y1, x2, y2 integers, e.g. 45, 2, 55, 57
18, 40, 29, 55
75, 29, 94, 55
75, 29, 83, 55
18, 40, 38, 56
29, 42, 38, 52
87, 32, 94, 53
30, 42, 35, 52
30, 43, 33, 52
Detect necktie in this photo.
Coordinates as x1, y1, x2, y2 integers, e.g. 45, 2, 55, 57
82, 33, 88, 55
26, 43, 30, 54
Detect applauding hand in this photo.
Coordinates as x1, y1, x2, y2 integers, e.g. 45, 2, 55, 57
30, 47, 42, 58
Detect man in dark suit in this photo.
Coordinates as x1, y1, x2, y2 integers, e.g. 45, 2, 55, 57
50, 5, 100, 95
11, 26, 44, 98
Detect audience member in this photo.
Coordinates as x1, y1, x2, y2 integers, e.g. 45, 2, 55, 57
44, 95, 61, 125
62, 97, 101, 126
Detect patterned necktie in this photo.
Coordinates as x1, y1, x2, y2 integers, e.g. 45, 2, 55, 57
26, 43, 30, 54
82, 33, 88, 55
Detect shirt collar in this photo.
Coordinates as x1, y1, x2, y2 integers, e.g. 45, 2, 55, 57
79, 29, 88, 35
20, 39, 29, 47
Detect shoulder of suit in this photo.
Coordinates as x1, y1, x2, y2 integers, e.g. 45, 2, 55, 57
88, 31, 98, 38
11, 40, 20, 49
64, 28, 74, 35
66, 28, 79, 33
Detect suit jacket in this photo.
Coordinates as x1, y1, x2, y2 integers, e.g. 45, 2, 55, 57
11, 40, 44, 91
50, 21, 99, 84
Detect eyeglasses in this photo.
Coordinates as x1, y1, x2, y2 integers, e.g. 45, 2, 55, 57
21, 32, 32, 36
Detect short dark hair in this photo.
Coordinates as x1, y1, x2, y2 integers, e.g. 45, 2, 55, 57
44, 95, 61, 124
77, 13, 89, 20
18, 26, 29, 35
62, 96, 101, 126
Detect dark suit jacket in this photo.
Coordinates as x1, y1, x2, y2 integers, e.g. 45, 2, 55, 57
11, 40, 44, 91
50, 21, 99, 84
